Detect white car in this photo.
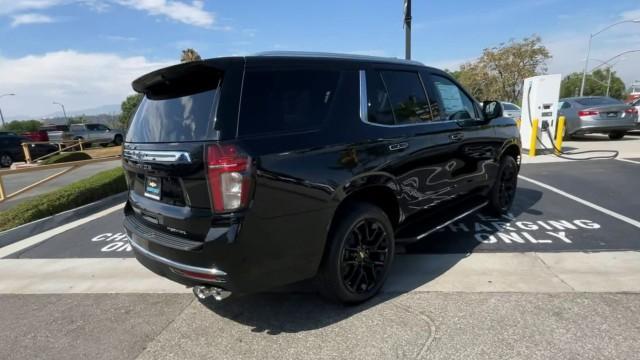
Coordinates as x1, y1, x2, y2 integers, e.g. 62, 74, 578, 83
631, 98, 640, 128
501, 102, 521, 120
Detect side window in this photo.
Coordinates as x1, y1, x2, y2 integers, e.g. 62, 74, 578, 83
560, 101, 571, 109
380, 71, 433, 124
239, 69, 342, 136
365, 72, 395, 125
431, 75, 477, 120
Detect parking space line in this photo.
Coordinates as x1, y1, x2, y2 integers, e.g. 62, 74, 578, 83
518, 175, 640, 229
0, 203, 125, 258
616, 158, 640, 165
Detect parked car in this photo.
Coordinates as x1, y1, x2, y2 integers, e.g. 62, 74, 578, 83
69, 123, 124, 146
558, 96, 638, 140
630, 98, 640, 128
0, 134, 58, 167
501, 102, 521, 120
40, 124, 71, 143
123, 52, 521, 304
21, 130, 49, 142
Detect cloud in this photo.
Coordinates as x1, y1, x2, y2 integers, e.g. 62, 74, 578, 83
10, 13, 56, 27
1, 0, 215, 28
621, 8, 640, 20
0, 50, 173, 118
0, 0, 64, 15
115, 0, 214, 28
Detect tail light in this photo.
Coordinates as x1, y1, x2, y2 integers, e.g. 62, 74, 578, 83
578, 110, 599, 117
206, 144, 252, 213
625, 108, 638, 114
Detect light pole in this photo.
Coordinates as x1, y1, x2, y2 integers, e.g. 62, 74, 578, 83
52, 101, 68, 125
404, 0, 411, 60
0, 93, 16, 128
580, 18, 640, 96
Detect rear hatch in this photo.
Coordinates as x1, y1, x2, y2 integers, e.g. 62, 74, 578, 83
591, 104, 634, 120
576, 97, 635, 121
123, 58, 243, 242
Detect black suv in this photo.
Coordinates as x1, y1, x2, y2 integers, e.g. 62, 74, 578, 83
123, 52, 520, 303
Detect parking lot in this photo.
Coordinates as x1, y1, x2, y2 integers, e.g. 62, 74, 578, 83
1, 135, 640, 359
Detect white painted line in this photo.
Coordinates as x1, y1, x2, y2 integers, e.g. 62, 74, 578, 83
0, 203, 125, 258
617, 158, 640, 165
518, 175, 640, 229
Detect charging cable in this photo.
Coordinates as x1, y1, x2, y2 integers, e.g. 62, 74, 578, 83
525, 84, 618, 160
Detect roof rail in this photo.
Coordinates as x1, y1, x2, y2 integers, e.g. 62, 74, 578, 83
253, 51, 424, 66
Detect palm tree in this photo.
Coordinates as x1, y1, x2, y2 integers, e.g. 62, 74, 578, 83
181, 48, 202, 63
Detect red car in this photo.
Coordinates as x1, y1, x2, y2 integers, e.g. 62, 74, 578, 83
21, 130, 49, 142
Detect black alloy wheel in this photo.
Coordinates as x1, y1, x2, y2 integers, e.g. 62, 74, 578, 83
487, 155, 518, 215
340, 218, 391, 294
0, 153, 13, 168
317, 202, 395, 304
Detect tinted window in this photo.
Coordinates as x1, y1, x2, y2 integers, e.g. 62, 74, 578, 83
502, 103, 520, 111
127, 89, 217, 143
70, 124, 84, 131
432, 75, 477, 120
560, 101, 571, 109
575, 97, 622, 106
380, 71, 433, 124
366, 72, 395, 125
86, 124, 99, 131
239, 69, 342, 136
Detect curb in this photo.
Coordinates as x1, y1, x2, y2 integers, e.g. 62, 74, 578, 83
0, 192, 127, 249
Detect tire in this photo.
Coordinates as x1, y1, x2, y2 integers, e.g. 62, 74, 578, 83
113, 135, 123, 146
486, 155, 518, 215
316, 202, 395, 304
608, 131, 625, 140
0, 153, 13, 168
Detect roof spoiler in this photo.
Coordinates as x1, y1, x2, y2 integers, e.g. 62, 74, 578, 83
132, 60, 223, 100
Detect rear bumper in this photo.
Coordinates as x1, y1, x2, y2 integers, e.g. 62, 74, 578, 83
123, 198, 332, 294
570, 120, 636, 135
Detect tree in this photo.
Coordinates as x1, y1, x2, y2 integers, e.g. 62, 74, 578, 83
560, 69, 626, 100
454, 36, 551, 103
2, 120, 42, 132
181, 48, 202, 63
119, 94, 143, 129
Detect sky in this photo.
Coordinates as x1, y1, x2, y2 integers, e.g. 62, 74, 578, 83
0, 0, 639, 119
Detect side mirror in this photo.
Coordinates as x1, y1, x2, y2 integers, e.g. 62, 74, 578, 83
482, 100, 503, 121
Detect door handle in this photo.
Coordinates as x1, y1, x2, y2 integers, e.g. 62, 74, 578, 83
449, 132, 464, 142
388, 142, 408, 151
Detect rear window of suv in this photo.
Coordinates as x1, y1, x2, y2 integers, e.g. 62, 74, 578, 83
126, 89, 218, 143
238, 69, 342, 136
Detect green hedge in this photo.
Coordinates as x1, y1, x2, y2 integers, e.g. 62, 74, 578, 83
0, 167, 126, 232
41, 152, 92, 165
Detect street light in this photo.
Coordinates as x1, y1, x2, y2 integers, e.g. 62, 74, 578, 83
52, 101, 69, 125
0, 93, 16, 128
580, 18, 640, 96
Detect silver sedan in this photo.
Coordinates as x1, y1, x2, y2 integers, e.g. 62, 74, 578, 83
558, 96, 638, 140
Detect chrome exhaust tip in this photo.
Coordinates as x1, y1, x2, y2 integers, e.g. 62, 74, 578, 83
192, 285, 232, 301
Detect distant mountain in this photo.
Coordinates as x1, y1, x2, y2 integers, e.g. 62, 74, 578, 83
41, 104, 121, 119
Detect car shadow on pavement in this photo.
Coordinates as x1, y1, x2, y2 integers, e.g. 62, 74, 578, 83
199, 187, 544, 334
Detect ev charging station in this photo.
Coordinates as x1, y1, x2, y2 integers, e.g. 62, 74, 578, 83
520, 74, 562, 153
